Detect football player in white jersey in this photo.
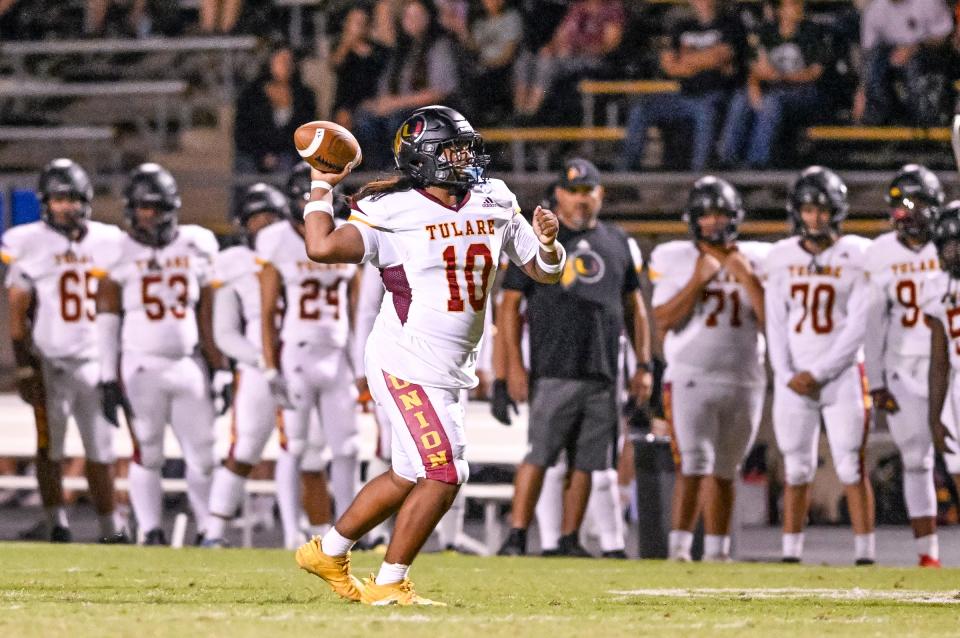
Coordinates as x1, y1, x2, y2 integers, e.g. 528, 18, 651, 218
864, 165, 944, 567
259, 161, 359, 549
925, 203, 960, 510
650, 176, 769, 563
765, 166, 876, 565
2, 158, 126, 543
294, 106, 563, 605
94, 163, 222, 545
203, 183, 289, 547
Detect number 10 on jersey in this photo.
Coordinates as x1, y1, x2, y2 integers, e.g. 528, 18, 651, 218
442, 243, 493, 312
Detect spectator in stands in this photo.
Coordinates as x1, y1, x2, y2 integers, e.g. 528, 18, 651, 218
85, 0, 148, 36
513, 0, 625, 122
234, 43, 317, 174
618, 0, 743, 172
853, 0, 954, 125
717, 0, 828, 168
351, 0, 458, 170
201, 0, 242, 34
330, 4, 393, 130
444, 0, 524, 125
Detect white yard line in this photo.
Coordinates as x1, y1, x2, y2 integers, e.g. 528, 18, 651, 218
610, 588, 960, 604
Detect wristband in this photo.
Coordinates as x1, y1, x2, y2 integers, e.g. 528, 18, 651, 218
14, 366, 36, 381
311, 180, 333, 192
263, 368, 280, 381
536, 245, 564, 275
304, 200, 334, 218
636, 361, 653, 373
539, 240, 558, 253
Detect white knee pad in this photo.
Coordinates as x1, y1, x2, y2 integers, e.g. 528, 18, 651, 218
301, 444, 331, 473
136, 444, 165, 472
453, 458, 470, 484
901, 446, 934, 474
284, 437, 306, 460
833, 453, 862, 485
591, 468, 616, 490
783, 453, 817, 486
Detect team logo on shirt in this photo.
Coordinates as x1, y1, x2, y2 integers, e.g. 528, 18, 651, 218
561, 239, 605, 288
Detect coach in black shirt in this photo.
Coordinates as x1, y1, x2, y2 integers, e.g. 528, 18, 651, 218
496, 158, 653, 557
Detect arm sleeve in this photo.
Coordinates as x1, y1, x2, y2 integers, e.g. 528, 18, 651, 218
501, 213, 540, 268
862, 278, 890, 391
213, 285, 261, 368
96, 312, 121, 383
623, 236, 642, 294
764, 273, 796, 380
809, 270, 871, 383
352, 263, 385, 378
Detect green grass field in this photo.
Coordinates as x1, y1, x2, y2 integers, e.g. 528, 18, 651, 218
3, 544, 960, 637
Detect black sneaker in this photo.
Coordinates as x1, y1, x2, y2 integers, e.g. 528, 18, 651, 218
50, 525, 72, 543
602, 550, 628, 559
855, 558, 876, 566
99, 531, 131, 545
781, 556, 801, 564
497, 528, 527, 556
144, 528, 167, 546
541, 549, 560, 557
557, 532, 592, 558
18, 521, 47, 541
193, 532, 206, 547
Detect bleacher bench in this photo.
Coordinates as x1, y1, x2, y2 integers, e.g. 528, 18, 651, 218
482, 126, 625, 172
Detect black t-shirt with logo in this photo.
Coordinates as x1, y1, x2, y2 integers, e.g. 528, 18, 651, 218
753, 20, 831, 88
670, 14, 745, 95
502, 221, 641, 383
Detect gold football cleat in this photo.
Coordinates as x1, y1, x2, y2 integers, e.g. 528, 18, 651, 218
295, 537, 364, 602
360, 575, 446, 606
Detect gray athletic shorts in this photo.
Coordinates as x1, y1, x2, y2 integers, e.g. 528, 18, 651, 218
524, 377, 617, 472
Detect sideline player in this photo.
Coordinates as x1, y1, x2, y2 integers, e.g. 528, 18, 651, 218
764, 166, 876, 565
651, 176, 768, 562
864, 165, 944, 567
95, 163, 221, 545
923, 201, 960, 537
295, 106, 564, 605
258, 162, 360, 549
203, 183, 289, 547
2, 158, 126, 543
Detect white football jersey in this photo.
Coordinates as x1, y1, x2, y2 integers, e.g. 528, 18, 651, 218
2, 220, 122, 360
211, 244, 263, 347
863, 232, 939, 392
764, 234, 872, 383
347, 178, 540, 388
256, 220, 356, 349
921, 272, 960, 370
650, 240, 770, 386
95, 225, 218, 358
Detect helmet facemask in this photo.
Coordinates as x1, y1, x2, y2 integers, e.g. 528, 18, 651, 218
43, 193, 90, 239
128, 203, 178, 248
890, 195, 936, 244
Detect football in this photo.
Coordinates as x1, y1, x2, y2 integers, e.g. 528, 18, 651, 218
293, 120, 362, 173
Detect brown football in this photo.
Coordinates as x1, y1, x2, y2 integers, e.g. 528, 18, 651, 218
293, 120, 362, 172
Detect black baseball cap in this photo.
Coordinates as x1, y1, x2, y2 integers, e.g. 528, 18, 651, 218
559, 158, 601, 189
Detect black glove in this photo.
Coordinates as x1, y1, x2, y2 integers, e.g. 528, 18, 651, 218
99, 381, 133, 427
491, 378, 518, 425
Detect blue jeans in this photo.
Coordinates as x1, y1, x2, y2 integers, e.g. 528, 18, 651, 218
619, 90, 725, 171
718, 84, 821, 168
352, 108, 409, 171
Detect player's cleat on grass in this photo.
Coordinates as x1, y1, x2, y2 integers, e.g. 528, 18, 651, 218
557, 533, 592, 558
855, 558, 876, 566
18, 521, 47, 541
541, 548, 560, 557
99, 531, 131, 544
702, 553, 733, 564
497, 528, 527, 556
602, 550, 628, 559
50, 525, 72, 543
919, 555, 941, 568
144, 529, 168, 546
360, 576, 446, 606
200, 538, 230, 549
295, 537, 364, 602
781, 556, 801, 564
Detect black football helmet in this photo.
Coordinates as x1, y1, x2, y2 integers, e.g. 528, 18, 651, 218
933, 200, 960, 279
683, 176, 745, 244
38, 158, 93, 237
393, 105, 490, 190
285, 161, 311, 223
886, 164, 944, 243
234, 182, 288, 244
787, 166, 849, 238
123, 163, 181, 247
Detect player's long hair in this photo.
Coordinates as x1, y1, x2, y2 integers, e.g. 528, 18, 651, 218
351, 174, 418, 203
